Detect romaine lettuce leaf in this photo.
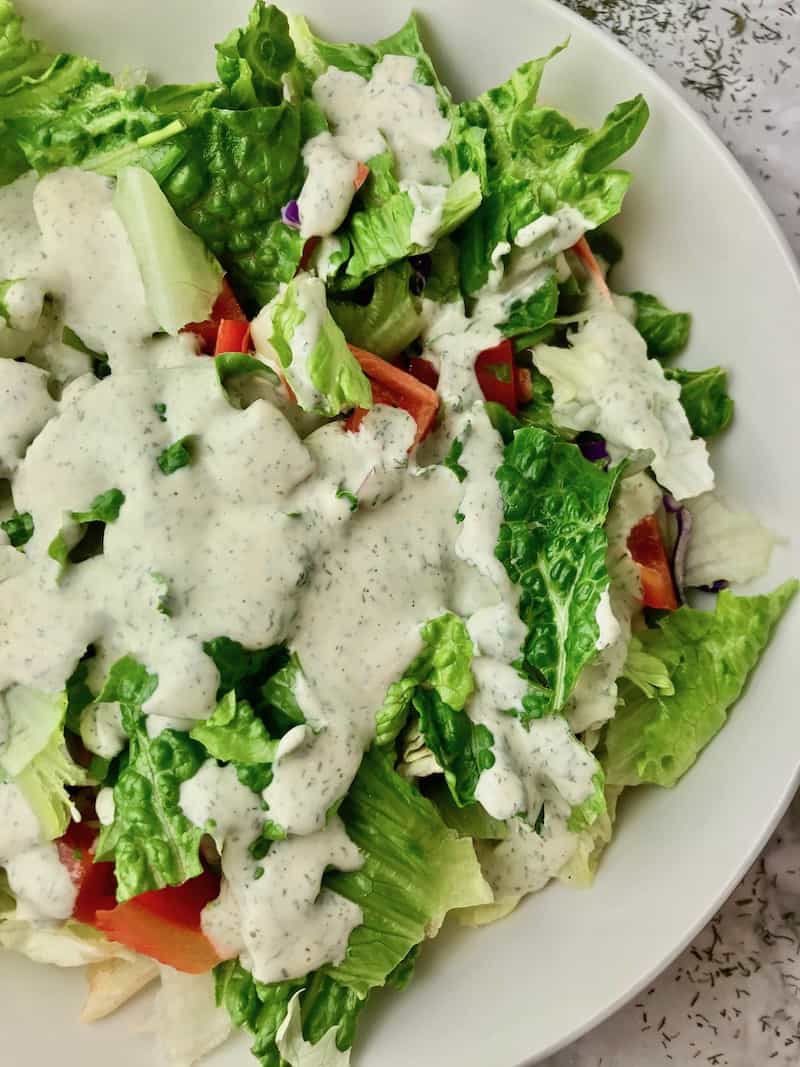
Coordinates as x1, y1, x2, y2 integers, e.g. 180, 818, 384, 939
202, 635, 287, 703
412, 689, 495, 807
190, 691, 278, 764
215, 962, 364, 1067
329, 262, 422, 360
113, 166, 223, 334
94, 657, 205, 901
257, 273, 372, 415
628, 290, 690, 359
0, 685, 85, 839
324, 747, 491, 996
663, 365, 733, 439
276, 990, 350, 1066
620, 635, 675, 699
375, 613, 475, 747
602, 582, 798, 788
427, 779, 509, 840
495, 427, 622, 715
457, 44, 648, 294
216, 2, 298, 109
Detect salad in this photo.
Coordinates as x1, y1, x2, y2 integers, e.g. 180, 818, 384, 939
0, 2, 796, 1064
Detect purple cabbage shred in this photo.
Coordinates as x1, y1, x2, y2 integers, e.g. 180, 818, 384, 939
663, 492, 693, 603
281, 200, 301, 229
576, 432, 610, 466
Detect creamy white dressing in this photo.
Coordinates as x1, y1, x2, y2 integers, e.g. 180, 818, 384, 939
0, 782, 42, 862
0, 360, 56, 477
467, 659, 597, 823
5, 843, 77, 921
180, 762, 362, 983
534, 307, 714, 501
80, 702, 127, 761
296, 55, 451, 240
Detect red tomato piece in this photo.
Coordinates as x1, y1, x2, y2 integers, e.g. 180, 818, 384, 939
94, 871, 224, 975
475, 339, 517, 413
183, 278, 247, 354
515, 367, 533, 404
627, 514, 679, 611
298, 236, 321, 274
214, 318, 251, 355
346, 345, 439, 444
56, 822, 118, 924
407, 356, 439, 390
353, 162, 370, 191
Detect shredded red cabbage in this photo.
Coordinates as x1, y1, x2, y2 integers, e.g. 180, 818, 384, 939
576, 432, 610, 466
281, 200, 301, 229
663, 492, 693, 602
699, 579, 730, 594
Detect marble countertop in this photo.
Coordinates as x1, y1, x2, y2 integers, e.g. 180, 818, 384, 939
546, 2, 800, 1064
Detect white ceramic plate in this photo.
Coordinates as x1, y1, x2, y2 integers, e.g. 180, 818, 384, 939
5, 1, 800, 1064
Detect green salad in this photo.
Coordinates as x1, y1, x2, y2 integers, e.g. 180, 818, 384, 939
0, 3, 795, 1065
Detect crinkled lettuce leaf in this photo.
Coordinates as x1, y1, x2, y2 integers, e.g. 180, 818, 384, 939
94, 657, 204, 901
427, 778, 509, 840
457, 43, 648, 293
412, 688, 495, 807
628, 290, 690, 359
216, 1, 298, 108
324, 747, 491, 997
0, 685, 85, 838
495, 427, 622, 716
215, 961, 364, 1067
190, 690, 278, 765
663, 365, 733, 439
329, 262, 422, 360
620, 635, 675, 699
602, 582, 798, 788
276, 990, 350, 1066
375, 613, 475, 747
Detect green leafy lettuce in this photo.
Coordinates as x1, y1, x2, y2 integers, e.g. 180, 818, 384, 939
190, 690, 278, 764
495, 427, 622, 717
457, 45, 648, 294
324, 747, 491, 996
216, 1, 298, 108
113, 165, 223, 333
412, 688, 495, 807
602, 583, 798, 788
157, 437, 193, 475
628, 290, 690, 359
94, 657, 205, 901
375, 613, 475, 747
0, 685, 85, 839
664, 365, 734, 438
329, 261, 423, 360
266, 272, 372, 415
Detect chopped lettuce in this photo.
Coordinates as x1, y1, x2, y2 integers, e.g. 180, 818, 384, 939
256, 273, 372, 415
663, 365, 734, 439
324, 747, 491, 996
215, 962, 364, 1067
202, 635, 288, 703
216, 1, 298, 108
276, 991, 350, 1067
94, 657, 205, 901
70, 488, 126, 525
190, 691, 278, 764
457, 43, 648, 293
628, 290, 690, 359
329, 262, 422, 360
113, 166, 223, 334
495, 427, 622, 715
620, 635, 675, 699
428, 779, 509, 840
602, 583, 798, 788
0, 685, 85, 839
375, 613, 475, 747
412, 689, 495, 807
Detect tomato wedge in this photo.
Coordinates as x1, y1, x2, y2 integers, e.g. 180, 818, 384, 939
353, 162, 370, 191
298, 236, 320, 274
345, 345, 439, 444
94, 871, 224, 975
57, 821, 117, 924
407, 356, 439, 390
627, 514, 679, 611
214, 318, 251, 355
570, 236, 613, 304
183, 278, 248, 354
475, 339, 517, 413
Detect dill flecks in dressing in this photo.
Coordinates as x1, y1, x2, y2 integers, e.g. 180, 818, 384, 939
296, 55, 451, 239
